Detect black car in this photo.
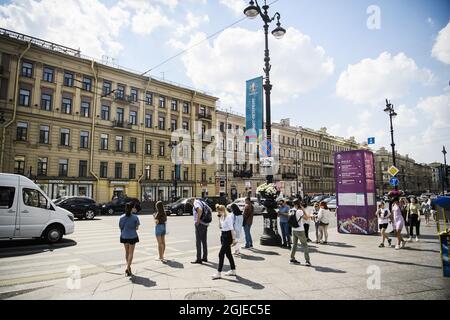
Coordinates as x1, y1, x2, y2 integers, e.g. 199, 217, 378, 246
101, 197, 141, 215
54, 196, 99, 220
164, 198, 193, 216
203, 196, 228, 209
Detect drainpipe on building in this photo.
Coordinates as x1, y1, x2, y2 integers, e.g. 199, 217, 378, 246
0, 41, 31, 172
190, 91, 197, 197
89, 60, 100, 200
137, 78, 152, 201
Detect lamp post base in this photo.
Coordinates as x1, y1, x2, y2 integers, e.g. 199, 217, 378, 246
260, 200, 281, 246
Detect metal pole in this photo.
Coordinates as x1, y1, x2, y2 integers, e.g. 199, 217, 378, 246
225, 112, 228, 199
295, 131, 299, 197
443, 146, 447, 194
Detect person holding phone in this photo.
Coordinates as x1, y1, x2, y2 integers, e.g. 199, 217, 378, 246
289, 199, 311, 266
376, 201, 392, 248
119, 202, 140, 276
212, 205, 237, 279
154, 201, 167, 262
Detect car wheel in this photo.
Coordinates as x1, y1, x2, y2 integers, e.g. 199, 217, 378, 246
44, 225, 63, 243
177, 208, 184, 216
85, 210, 95, 220
108, 208, 114, 215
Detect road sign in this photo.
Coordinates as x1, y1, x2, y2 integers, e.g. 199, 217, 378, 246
368, 137, 375, 145
389, 177, 399, 186
260, 157, 274, 168
387, 165, 399, 177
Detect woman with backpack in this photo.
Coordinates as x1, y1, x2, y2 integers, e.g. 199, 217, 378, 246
317, 201, 330, 244
212, 205, 237, 280
288, 199, 311, 266
154, 201, 167, 262
375, 201, 392, 248
119, 202, 140, 276
229, 203, 243, 256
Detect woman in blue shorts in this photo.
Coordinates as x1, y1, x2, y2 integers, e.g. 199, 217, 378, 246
154, 201, 167, 262
119, 203, 140, 276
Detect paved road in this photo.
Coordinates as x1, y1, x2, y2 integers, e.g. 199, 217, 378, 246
0, 209, 449, 300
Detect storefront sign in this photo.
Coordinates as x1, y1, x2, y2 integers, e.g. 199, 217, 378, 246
110, 181, 129, 185
49, 180, 65, 184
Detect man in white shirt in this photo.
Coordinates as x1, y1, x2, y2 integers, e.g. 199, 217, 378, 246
290, 199, 311, 266
191, 198, 210, 264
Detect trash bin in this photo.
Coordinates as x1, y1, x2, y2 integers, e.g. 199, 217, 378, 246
439, 232, 450, 278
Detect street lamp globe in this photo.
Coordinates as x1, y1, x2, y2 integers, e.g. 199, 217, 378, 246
271, 24, 286, 39
244, 1, 259, 18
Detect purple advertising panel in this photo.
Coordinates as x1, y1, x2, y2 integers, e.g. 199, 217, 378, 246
335, 150, 377, 235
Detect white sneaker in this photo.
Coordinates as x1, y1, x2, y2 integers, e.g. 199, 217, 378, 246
211, 272, 221, 280
225, 270, 236, 276
395, 245, 400, 250
415, 236, 419, 242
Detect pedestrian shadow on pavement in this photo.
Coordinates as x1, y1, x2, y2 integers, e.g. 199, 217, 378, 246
400, 247, 441, 254
248, 248, 280, 256
322, 242, 355, 248
0, 238, 77, 258
131, 275, 156, 288
311, 266, 346, 273
163, 260, 184, 269
221, 275, 265, 290
239, 254, 265, 261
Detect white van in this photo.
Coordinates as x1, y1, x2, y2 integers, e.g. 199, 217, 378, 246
0, 173, 74, 243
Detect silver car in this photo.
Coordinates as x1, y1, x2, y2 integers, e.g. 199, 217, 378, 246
327, 199, 337, 211
227, 197, 266, 215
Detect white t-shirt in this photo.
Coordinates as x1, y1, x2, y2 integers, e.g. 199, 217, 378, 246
376, 208, 391, 224
220, 214, 234, 232
290, 209, 305, 232
317, 208, 330, 224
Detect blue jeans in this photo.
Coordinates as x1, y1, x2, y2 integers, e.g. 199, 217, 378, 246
243, 224, 253, 248
280, 221, 291, 245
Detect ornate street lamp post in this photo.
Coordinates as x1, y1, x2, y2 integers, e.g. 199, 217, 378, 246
244, 0, 286, 246
442, 146, 447, 195
384, 99, 398, 191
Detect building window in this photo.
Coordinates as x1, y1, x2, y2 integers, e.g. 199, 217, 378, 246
80, 101, 90, 117
79, 160, 88, 177
82, 76, 92, 91
158, 166, 164, 180
183, 169, 189, 181
37, 157, 47, 176
145, 92, 153, 105
182, 121, 189, 131
43, 66, 54, 83
21, 61, 33, 77
116, 136, 123, 152
159, 96, 165, 108
219, 122, 224, 132
116, 85, 125, 99
59, 159, 68, 177
63, 72, 74, 87
159, 142, 165, 156
171, 119, 177, 132
129, 137, 137, 153
130, 88, 138, 102
145, 165, 151, 180
101, 105, 110, 120
145, 113, 152, 128
129, 110, 137, 125
115, 163, 122, 179
103, 81, 112, 96
41, 93, 52, 111
62, 97, 72, 114
129, 164, 136, 179
183, 102, 189, 113
16, 122, 28, 141
100, 134, 109, 150
201, 169, 207, 182
80, 131, 89, 149
116, 108, 124, 123
60, 128, 70, 146
39, 125, 50, 144
14, 156, 25, 175
19, 89, 31, 106
158, 116, 165, 130
171, 100, 178, 111
145, 140, 152, 155
100, 162, 108, 178
200, 105, 206, 116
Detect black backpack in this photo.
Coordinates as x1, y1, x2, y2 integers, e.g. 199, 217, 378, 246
199, 200, 212, 224
288, 209, 301, 228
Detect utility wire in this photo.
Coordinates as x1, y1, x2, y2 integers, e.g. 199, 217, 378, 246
141, 0, 281, 76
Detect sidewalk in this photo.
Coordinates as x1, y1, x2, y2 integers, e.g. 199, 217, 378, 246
6, 221, 450, 300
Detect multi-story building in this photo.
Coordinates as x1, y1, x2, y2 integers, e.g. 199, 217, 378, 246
0, 29, 218, 203
374, 147, 434, 195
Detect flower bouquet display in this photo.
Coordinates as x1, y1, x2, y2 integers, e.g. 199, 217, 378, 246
257, 183, 279, 209
387, 189, 403, 200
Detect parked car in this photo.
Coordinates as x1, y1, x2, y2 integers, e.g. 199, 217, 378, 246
164, 198, 194, 216
310, 195, 330, 205
227, 197, 265, 215
101, 197, 141, 215
54, 196, 99, 220
203, 196, 229, 209
327, 198, 337, 211
0, 173, 74, 243
323, 195, 336, 203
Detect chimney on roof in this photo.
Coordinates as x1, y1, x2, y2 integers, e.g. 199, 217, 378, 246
280, 118, 290, 127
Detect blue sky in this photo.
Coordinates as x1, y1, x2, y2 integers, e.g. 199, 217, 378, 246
1, 0, 449, 164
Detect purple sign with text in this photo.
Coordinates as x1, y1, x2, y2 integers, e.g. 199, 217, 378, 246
335, 150, 377, 235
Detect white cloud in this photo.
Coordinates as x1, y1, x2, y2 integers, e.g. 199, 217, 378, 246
431, 21, 450, 64
220, 0, 246, 16
168, 27, 334, 109
393, 104, 418, 128
0, 0, 130, 58
417, 92, 450, 129
130, 6, 172, 35
175, 11, 209, 37
336, 52, 434, 106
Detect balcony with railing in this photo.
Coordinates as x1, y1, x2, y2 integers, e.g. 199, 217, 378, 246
112, 120, 132, 130
233, 170, 253, 178
198, 112, 212, 120
282, 172, 297, 180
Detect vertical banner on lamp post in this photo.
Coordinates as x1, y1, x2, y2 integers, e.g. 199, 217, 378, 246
246, 76, 263, 140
